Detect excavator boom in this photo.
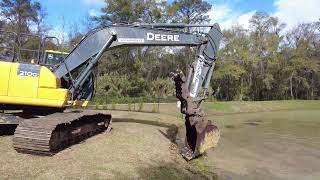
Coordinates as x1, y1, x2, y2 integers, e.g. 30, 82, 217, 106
55, 24, 214, 78
53, 24, 221, 102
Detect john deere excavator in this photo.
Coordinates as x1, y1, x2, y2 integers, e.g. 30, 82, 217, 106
0, 23, 222, 160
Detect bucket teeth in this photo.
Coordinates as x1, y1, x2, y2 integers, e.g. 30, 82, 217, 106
181, 146, 195, 161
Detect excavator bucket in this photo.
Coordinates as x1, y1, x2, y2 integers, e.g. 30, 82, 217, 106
181, 114, 220, 160
173, 71, 220, 160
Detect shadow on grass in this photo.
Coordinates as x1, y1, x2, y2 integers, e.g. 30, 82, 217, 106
225, 125, 236, 129
245, 119, 263, 126
112, 118, 179, 144
135, 162, 218, 180
106, 161, 218, 180
245, 122, 261, 126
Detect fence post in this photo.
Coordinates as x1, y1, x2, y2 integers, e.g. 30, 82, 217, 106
157, 96, 160, 113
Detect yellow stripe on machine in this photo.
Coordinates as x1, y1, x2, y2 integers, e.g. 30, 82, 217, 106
45, 50, 69, 55
69, 100, 90, 107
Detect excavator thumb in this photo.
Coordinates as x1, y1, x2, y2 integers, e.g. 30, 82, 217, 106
173, 71, 220, 161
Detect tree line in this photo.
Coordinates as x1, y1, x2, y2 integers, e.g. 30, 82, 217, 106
0, 0, 319, 102
216, 14, 320, 100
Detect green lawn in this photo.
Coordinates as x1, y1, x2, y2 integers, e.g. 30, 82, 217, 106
162, 100, 320, 119
204, 108, 320, 180
204, 101, 320, 150
202, 100, 320, 114
212, 109, 320, 145
91, 100, 320, 116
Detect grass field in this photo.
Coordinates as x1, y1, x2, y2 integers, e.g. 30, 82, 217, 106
206, 109, 320, 180
0, 100, 319, 179
92, 100, 320, 117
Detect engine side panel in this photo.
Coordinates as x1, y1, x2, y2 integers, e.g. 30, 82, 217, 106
8, 63, 40, 98
0, 62, 70, 108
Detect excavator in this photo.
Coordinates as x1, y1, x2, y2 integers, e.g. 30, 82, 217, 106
0, 23, 222, 160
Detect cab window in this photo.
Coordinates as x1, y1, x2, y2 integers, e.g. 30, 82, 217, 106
44, 52, 67, 65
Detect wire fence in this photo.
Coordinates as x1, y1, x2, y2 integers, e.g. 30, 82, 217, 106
87, 96, 181, 113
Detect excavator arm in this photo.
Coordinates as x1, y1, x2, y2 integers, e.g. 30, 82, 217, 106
52, 23, 223, 160
53, 24, 222, 104
55, 24, 216, 78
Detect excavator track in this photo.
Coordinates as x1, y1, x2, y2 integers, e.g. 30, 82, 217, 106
13, 111, 112, 155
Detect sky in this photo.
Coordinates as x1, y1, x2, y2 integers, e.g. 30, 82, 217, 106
38, 0, 320, 37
